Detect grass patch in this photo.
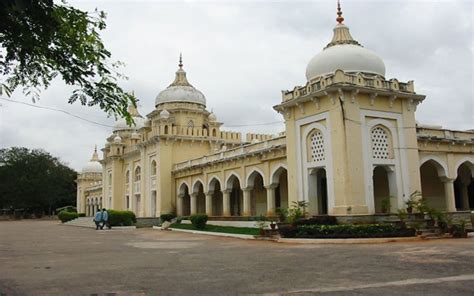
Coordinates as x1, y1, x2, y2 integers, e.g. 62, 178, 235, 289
170, 223, 260, 236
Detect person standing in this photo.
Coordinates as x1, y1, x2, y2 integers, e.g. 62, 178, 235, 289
101, 208, 110, 230
93, 209, 102, 230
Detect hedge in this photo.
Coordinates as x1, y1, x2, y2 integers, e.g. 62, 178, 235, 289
279, 223, 416, 238
58, 211, 79, 223
78, 213, 86, 217
296, 216, 337, 226
190, 214, 208, 230
108, 210, 137, 226
160, 213, 176, 222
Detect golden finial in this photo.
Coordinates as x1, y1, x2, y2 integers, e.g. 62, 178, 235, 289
336, 0, 344, 24
179, 53, 183, 69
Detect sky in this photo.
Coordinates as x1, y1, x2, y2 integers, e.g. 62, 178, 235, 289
0, 0, 472, 171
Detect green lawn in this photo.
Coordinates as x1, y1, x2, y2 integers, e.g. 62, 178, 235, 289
170, 223, 260, 236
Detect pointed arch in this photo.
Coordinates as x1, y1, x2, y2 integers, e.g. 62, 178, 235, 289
419, 156, 448, 178
270, 163, 288, 186
192, 178, 205, 194
208, 176, 222, 192
225, 172, 242, 190
246, 168, 266, 188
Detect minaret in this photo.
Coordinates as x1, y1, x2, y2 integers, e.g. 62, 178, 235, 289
325, 0, 361, 48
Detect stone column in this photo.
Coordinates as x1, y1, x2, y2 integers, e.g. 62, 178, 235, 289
205, 192, 213, 216
243, 188, 252, 217
222, 190, 231, 216
442, 178, 456, 212
177, 194, 184, 216
265, 185, 276, 216
190, 193, 198, 215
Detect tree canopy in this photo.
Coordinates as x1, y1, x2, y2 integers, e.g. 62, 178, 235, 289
0, 0, 136, 123
0, 147, 77, 215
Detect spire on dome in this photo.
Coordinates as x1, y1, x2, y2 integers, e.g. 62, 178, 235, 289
91, 145, 99, 161
324, 2, 361, 49
169, 53, 193, 87
336, 0, 344, 24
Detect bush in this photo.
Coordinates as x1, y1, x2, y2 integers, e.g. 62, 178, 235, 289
190, 214, 208, 230
77, 213, 86, 217
279, 223, 416, 238
108, 210, 137, 226
296, 215, 337, 226
58, 211, 79, 223
160, 213, 176, 222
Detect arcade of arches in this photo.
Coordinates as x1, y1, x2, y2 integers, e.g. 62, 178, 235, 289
177, 167, 289, 217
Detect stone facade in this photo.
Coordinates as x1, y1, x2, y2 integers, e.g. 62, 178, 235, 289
76, 7, 474, 218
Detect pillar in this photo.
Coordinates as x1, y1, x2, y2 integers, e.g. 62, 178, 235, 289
442, 178, 456, 212
265, 185, 276, 216
190, 193, 197, 215
223, 190, 231, 216
243, 188, 251, 216
177, 194, 184, 216
205, 192, 213, 216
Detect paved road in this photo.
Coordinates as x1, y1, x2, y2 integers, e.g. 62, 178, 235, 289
1, 221, 474, 296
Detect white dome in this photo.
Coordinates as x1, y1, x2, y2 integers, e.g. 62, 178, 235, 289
113, 105, 146, 131
156, 85, 206, 106
131, 131, 140, 139
82, 161, 102, 174
81, 146, 102, 173
305, 23, 385, 81
155, 57, 206, 107
306, 44, 385, 80
160, 109, 170, 119
208, 112, 217, 122
113, 135, 122, 143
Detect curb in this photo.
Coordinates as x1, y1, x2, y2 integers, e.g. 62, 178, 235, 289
163, 227, 257, 240
277, 236, 422, 244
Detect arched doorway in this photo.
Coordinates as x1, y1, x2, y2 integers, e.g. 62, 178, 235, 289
193, 181, 206, 214
209, 178, 223, 216
247, 171, 266, 216
454, 162, 474, 210
271, 167, 289, 210
372, 166, 396, 214
308, 168, 327, 215
179, 183, 191, 216
420, 160, 447, 210
226, 175, 242, 216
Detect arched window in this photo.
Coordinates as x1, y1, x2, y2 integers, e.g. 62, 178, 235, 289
125, 170, 130, 183
307, 129, 325, 162
212, 129, 217, 137
135, 166, 141, 182
371, 126, 393, 159
164, 125, 169, 135
108, 172, 112, 186
151, 160, 157, 176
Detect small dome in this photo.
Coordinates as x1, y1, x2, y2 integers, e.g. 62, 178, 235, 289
113, 135, 122, 143
160, 109, 170, 119
305, 23, 385, 81
81, 146, 102, 173
155, 55, 206, 107
113, 104, 146, 131
208, 112, 217, 122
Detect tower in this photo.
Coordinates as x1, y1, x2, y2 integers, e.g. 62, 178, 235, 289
274, 3, 425, 215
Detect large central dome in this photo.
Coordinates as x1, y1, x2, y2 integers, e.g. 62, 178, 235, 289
305, 6, 385, 81
155, 56, 206, 107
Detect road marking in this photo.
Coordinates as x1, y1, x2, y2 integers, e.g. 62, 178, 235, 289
262, 274, 474, 295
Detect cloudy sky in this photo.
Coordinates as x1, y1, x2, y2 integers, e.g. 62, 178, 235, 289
0, 0, 472, 171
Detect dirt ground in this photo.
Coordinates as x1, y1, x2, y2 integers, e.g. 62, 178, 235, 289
1, 220, 474, 295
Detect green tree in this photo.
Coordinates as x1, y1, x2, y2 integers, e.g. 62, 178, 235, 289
0, 0, 136, 123
0, 147, 77, 215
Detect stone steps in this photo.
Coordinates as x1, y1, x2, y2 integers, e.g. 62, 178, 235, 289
64, 217, 96, 228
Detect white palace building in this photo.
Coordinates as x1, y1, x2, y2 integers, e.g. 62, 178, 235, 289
76, 5, 474, 220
